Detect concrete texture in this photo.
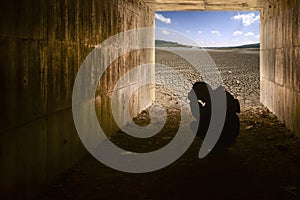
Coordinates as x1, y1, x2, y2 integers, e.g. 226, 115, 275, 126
145, 0, 262, 11
96, 49, 155, 137
260, 0, 300, 136
0, 0, 154, 199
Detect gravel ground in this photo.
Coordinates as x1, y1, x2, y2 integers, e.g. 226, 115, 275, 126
37, 48, 300, 200
154, 48, 260, 108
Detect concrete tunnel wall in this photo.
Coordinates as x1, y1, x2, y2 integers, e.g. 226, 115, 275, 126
260, 0, 300, 136
0, 0, 154, 199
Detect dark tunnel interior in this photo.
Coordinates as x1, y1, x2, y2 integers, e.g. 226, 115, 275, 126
0, 0, 300, 199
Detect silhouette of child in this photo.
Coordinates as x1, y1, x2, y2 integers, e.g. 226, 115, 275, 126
188, 82, 240, 152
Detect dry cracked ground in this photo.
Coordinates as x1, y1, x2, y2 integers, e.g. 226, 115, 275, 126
37, 48, 300, 200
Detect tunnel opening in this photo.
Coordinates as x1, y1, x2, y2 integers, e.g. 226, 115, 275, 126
154, 11, 261, 110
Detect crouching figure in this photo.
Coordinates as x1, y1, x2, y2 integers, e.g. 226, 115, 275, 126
188, 82, 240, 153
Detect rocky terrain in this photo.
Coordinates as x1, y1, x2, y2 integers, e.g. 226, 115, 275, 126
154, 48, 260, 108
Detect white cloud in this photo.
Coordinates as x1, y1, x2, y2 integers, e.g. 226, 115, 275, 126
233, 31, 243, 36
232, 13, 260, 26
255, 35, 260, 39
198, 30, 202, 34
244, 32, 254, 37
186, 30, 190, 33
162, 30, 170, 35
155, 13, 171, 24
211, 31, 221, 36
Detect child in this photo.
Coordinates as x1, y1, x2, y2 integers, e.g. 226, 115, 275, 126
188, 82, 240, 152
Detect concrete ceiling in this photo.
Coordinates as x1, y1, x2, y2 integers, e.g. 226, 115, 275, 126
144, 0, 262, 11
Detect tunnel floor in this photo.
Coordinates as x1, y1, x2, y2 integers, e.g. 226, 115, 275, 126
37, 49, 300, 200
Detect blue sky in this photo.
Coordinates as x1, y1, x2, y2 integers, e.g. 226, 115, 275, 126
155, 11, 260, 47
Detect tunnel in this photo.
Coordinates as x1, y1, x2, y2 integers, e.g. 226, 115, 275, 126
0, 0, 299, 199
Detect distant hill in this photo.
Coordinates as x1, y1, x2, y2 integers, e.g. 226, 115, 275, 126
203, 43, 260, 49
234, 43, 260, 48
155, 40, 188, 47
155, 40, 260, 49
220, 43, 260, 49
